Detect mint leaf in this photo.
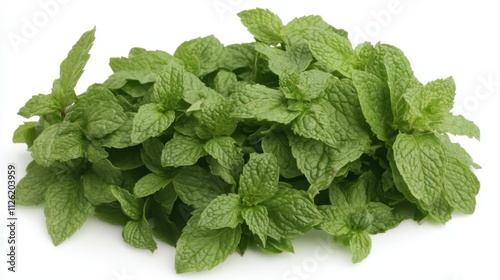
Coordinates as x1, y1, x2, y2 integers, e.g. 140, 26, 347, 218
18, 94, 59, 118
318, 205, 350, 236
352, 70, 393, 141
44, 174, 94, 245
261, 131, 301, 178
82, 169, 117, 205
16, 161, 55, 206
432, 114, 480, 140
134, 173, 173, 198
204, 136, 244, 176
105, 49, 174, 89
214, 70, 237, 96
442, 157, 479, 214
348, 231, 372, 263
51, 27, 96, 108
262, 187, 321, 239
199, 194, 243, 229
290, 100, 337, 147
241, 205, 269, 245
393, 133, 445, 205
199, 98, 238, 137
131, 103, 175, 143
232, 83, 300, 124
282, 15, 332, 46
239, 153, 280, 206
153, 61, 185, 109
173, 166, 227, 208
123, 218, 158, 252
83, 100, 127, 139
32, 122, 85, 167
280, 70, 331, 101
111, 186, 143, 220
174, 35, 225, 77
267, 43, 313, 76
161, 134, 207, 167
175, 210, 241, 273
12, 122, 37, 145
101, 112, 136, 148
238, 8, 283, 45
221, 43, 257, 71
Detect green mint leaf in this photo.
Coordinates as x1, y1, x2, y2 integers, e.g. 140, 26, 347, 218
110, 186, 143, 220
282, 15, 332, 46
352, 70, 394, 141
214, 70, 237, 96
173, 166, 227, 209
16, 161, 55, 206
280, 70, 331, 101
174, 35, 225, 77
105, 50, 174, 89
140, 138, 169, 174
51, 27, 96, 108
290, 100, 337, 146
199, 193, 243, 229
198, 98, 238, 137
241, 205, 269, 246
238, 8, 283, 45
32, 122, 85, 167
262, 43, 313, 76
204, 136, 244, 176
161, 134, 207, 167
365, 202, 402, 234
18, 94, 59, 118
328, 184, 350, 209
94, 202, 129, 226
12, 121, 37, 146
123, 218, 158, 252
304, 28, 354, 77
153, 61, 185, 109
393, 133, 445, 205
107, 146, 144, 170
262, 187, 321, 240
207, 157, 238, 185
382, 44, 420, 129
261, 131, 301, 178
183, 71, 221, 104
44, 174, 94, 245
175, 210, 241, 273
83, 100, 127, 139
438, 134, 480, 169
365, 43, 388, 83
318, 205, 350, 236
348, 231, 372, 263
134, 173, 173, 198
239, 153, 280, 206
82, 170, 117, 205
431, 114, 480, 140
442, 157, 479, 214
423, 194, 453, 224
101, 112, 136, 149
232, 83, 300, 124
221, 43, 257, 71
131, 103, 175, 144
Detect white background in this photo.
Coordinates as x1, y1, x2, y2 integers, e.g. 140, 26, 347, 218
1, 1, 499, 279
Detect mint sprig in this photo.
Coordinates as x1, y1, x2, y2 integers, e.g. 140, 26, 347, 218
13, 8, 480, 273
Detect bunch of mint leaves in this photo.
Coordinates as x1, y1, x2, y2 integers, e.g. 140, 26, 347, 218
13, 8, 480, 273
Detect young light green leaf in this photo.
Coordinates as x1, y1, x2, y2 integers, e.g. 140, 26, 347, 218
238, 8, 283, 45
349, 231, 372, 263
393, 133, 445, 205
175, 210, 241, 273
173, 166, 227, 209
131, 103, 175, 143
174, 35, 225, 77
318, 205, 350, 236
199, 98, 238, 137
51, 27, 96, 108
241, 205, 269, 246
221, 43, 257, 71
204, 136, 244, 174
239, 153, 280, 206
199, 194, 243, 230
442, 157, 479, 214
101, 112, 136, 149
431, 114, 480, 140
83, 100, 127, 139
16, 161, 55, 206
123, 218, 158, 252
268, 44, 313, 76
44, 174, 95, 245
161, 134, 207, 167
280, 70, 331, 101
134, 173, 173, 198
12, 122, 37, 145
18, 94, 59, 118
153, 61, 185, 109
214, 70, 237, 96
282, 15, 332, 46
290, 100, 337, 146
